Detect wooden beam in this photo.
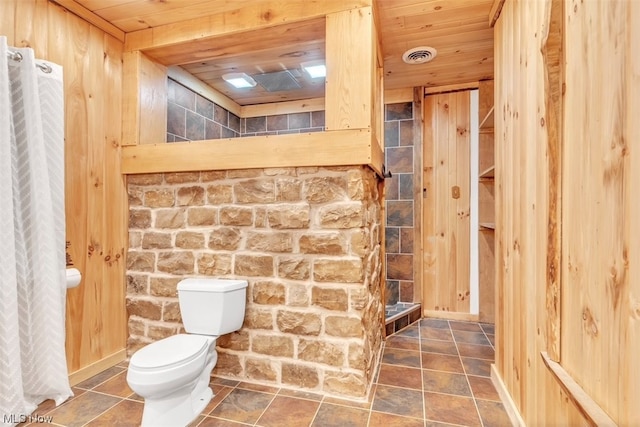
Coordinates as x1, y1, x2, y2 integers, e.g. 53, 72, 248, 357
325, 7, 374, 131
168, 66, 241, 117
122, 51, 167, 146
121, 129, 382, 175
51, 0, 125, 42
424, 81, 480, 95
121, 51, 141, 147
124, 0, 371, 52
241, 97, 325, 118
139, 54, 167, 145
144, 19, 325, 67
385, 88, 414, 104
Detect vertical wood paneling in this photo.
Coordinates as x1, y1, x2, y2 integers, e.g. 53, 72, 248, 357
325, 7, 373, 131
63, 8, 92, 368
14, 0, 49, 56
445, 93, 457, 310
85, 25, 107, 360
561, 0, 639, 424
423, 91, 471, 314
0, 0, 126, 375
120, 50, 167, 146
627, 3, 640, 422
435, 93, 450, 309
495, 0, 638, 424
541, 0, 563, 363
103, 32, 127, 358
0, 0, 17, 45
455, 93, 471, 312
139, 53, 167, 144
422, 95, 436, 309
495, 0, 548, 423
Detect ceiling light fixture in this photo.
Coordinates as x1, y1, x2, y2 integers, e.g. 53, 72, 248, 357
222, 73, 257, 88
301, 61, 326, 79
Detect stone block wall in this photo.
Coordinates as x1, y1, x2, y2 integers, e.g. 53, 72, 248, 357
164, 79, 417, 308
126, 166, 384, 399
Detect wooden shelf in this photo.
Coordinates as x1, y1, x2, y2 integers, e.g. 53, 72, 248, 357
479, 165, 495, 179
477, 80, 495, 324
480, 106, 494, 130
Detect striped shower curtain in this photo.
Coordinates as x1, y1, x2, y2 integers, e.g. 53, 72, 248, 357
0, 36, 72, 425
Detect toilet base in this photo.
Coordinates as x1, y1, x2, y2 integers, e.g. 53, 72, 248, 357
140, 384, 213, 427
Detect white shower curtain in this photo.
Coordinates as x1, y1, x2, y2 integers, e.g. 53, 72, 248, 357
0, 37, 72, 425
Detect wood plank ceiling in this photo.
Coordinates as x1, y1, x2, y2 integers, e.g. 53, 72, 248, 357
69, 0, 495, 105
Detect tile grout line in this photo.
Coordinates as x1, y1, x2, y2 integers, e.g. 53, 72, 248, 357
364, 340, 381, 427
74, 367, 126, 393
78, 395, 124, 427
457, 340, 487, 427
480, 324, 495, 351
249, 384, 278, 427
305, 393, 325, 427
418, 319, 427, 425
448, 320, 487, 427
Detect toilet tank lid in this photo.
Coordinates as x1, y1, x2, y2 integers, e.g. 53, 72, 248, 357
178, 278, 248, 292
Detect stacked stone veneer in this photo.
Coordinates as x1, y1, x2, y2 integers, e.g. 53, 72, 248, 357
126, 166, 384, 399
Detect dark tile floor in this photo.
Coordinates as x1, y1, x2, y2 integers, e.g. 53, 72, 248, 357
19, 319, 511, 426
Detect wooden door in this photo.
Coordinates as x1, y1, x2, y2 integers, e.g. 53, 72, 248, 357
422, 91, 471, 316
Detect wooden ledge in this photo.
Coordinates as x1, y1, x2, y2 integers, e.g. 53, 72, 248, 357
121, 129, 383, 177
541, 352, 616, 426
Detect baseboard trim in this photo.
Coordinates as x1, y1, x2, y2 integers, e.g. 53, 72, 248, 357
491, 364, 526, 427
68, 349, 126, 386
423, 309, 480, 322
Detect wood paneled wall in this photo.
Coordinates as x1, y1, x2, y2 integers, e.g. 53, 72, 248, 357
422, 91, 471, 316
560, 0, 639, 423
0, 0, 127, 380
494, 0, 639, 424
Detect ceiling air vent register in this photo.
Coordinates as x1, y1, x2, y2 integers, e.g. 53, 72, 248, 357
253, 70, 302, 92
402, 46, 437, 64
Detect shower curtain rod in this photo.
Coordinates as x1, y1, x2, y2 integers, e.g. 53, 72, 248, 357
6, 49, 52, 74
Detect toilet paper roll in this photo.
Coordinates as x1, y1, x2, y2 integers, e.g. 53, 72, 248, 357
66, 268, 81, 288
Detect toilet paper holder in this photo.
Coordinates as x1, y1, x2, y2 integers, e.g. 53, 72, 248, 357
66, 268, 81, 289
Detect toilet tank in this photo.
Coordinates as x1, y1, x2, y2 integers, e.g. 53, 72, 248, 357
177, 278, 248, 335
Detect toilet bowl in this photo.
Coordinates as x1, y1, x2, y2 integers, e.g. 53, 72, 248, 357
126, 278, 248, 427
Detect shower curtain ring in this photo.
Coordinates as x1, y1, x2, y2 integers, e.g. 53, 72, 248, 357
11, 51, 23, 62
37, 62, 52, 74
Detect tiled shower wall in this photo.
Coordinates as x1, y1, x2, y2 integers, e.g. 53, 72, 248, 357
165, 80, 416, 306
167, 79, 241, 142
383, 102, 416, 306
166, 79, 325, 142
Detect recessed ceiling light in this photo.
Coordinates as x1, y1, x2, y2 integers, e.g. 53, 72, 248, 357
222, 73, 257, 88
301, 61, 326, 79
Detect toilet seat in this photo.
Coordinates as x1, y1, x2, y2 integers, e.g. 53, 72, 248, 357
130, 334, 211, 371
127, 334, 217, 399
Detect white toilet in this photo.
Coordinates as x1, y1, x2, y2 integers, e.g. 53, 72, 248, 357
126, 278, 248, 427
